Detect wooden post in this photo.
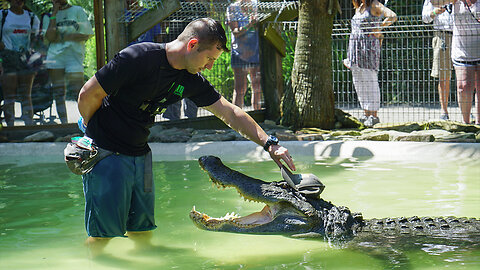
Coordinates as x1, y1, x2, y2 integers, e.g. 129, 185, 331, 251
258, 3, 298, 121
127, 0, 181, 42
93, 0, 106, 69
259, 24, 284, 121
104, 0, 128, 61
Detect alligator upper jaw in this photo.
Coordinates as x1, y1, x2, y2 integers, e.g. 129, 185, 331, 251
197, 155, 282, 204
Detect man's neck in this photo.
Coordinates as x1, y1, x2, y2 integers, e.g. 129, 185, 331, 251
165, 40, 186, 70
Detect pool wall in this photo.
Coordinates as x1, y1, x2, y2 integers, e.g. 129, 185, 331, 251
1, 141, 479, 164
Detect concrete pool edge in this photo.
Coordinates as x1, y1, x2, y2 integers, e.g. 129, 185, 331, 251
1, 141, 479, 164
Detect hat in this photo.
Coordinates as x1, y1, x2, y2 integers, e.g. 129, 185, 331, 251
281, 165, 325, 196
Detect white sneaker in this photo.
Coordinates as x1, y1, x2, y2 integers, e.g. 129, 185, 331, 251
359, 115, 368, 124
364, 115, 380, 127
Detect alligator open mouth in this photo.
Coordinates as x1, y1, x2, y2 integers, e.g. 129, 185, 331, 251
189, 158, 285, 230
189, 156, 316, 234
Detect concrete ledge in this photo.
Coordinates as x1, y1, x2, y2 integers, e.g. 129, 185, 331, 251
1, 141, 479, 165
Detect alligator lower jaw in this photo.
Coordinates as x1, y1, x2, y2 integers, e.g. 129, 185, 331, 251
190, 204, 275, 230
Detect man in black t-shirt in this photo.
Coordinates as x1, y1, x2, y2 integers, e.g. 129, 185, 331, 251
77, 18, 295, 255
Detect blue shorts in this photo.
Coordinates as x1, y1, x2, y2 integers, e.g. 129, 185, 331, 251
82, 152, 157, 237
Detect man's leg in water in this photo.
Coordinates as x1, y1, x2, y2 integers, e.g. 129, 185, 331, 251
126, 231, 153, 249
85, 237, 112, 257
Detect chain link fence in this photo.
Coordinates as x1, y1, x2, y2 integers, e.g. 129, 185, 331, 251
2, 1, 477, 126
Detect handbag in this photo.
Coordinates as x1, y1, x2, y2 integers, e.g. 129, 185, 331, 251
64, 136, 113, 175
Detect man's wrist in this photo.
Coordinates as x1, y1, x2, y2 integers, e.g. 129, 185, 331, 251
263, 135, 279, 152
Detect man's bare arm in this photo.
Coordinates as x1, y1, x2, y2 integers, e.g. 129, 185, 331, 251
205, 96, 296, 170
77, 76, 107, 124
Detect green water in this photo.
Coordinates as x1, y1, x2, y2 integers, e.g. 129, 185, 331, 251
0, 157, 479, 269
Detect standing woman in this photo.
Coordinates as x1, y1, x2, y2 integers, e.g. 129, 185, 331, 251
43, 0, 93, 124
346, 0, 396, 127
451, 0, 479, 124
226, 0, 262, 110
0, 0, 40, 126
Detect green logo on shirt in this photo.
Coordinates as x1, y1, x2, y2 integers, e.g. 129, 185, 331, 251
174, 84, 184, 97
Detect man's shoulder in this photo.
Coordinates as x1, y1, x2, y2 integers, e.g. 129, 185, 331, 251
123, 42, 165, 58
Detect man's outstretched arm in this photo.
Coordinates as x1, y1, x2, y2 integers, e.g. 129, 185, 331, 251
205, 96, 296, 171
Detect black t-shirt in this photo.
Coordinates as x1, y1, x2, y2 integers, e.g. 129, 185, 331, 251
87, 42, 221, 156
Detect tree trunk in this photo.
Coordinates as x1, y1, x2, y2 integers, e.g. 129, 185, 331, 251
281, 0, 335, 129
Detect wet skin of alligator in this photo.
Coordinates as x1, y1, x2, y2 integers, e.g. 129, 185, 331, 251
190, 156, 480, 248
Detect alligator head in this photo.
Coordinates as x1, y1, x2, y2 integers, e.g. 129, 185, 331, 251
190, 156, 363, 239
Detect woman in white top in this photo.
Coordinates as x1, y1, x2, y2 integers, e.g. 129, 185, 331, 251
0, 0, 40, 126
451, 0, 480, 124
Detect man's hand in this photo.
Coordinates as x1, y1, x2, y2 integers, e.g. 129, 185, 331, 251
268, 144, 296, 171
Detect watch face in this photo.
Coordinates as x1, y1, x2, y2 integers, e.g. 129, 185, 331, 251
269, 135, 279, 144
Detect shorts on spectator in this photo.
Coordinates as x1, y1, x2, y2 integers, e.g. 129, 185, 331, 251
431, 31, 453, 80
46, 48, 84, 73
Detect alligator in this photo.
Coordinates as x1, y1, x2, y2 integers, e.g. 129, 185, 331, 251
190, 156, 480, 265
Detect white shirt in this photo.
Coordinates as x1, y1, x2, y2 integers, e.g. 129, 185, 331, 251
451, 0, 480, 62
422, 0, 454, 32
42, 5, 93, 58
0, 9, 40, 52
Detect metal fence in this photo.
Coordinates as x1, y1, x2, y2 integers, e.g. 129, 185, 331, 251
2, 1, 477, 126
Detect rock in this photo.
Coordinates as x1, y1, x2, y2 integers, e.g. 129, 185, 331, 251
330, 130, 362, 137
148, 127, 193, 142
433, 132, 476, 143
425, 120, 480, 133
275, 130, 298, 141
24, 131, 55, 142
375, 122, 423, 132
335, 108, 362, 129
393, 134, 435, 142
359, 131, 390, 141
296, 134, 324, 141
189, 130, 237, 142
296, 128, 330, 134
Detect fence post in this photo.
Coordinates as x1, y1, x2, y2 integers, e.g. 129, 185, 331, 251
259, 23, 285, 121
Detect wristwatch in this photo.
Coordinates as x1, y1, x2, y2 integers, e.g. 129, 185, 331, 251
263, 135, 279, 151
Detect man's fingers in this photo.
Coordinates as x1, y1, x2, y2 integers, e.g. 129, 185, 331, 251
270, 145, 296, 171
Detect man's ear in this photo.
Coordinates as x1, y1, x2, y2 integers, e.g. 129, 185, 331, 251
187, 38, 199, 51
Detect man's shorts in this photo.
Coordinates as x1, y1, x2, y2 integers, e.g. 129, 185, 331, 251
82, 152, 157, 237
431, 31, 453, 80
45, 48, 84, 73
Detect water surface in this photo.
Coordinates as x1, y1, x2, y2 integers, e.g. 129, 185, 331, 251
0, 156, 479, 269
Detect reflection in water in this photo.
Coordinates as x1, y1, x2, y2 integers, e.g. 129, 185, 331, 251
0, 158, 479, 269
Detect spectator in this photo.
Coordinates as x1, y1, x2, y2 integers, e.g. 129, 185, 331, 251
77, 18, 295, 255
423, 0, 454, 121
345, 0, 397, 127
226, 0, 262, 110
43, 0, 93, 124
0, 0, 40, 126
451, 0, 479, 124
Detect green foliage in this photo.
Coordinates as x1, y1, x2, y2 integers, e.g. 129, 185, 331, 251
281, 31, 296, 86
83, 35, 97, 79
201, 52, 235, 100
